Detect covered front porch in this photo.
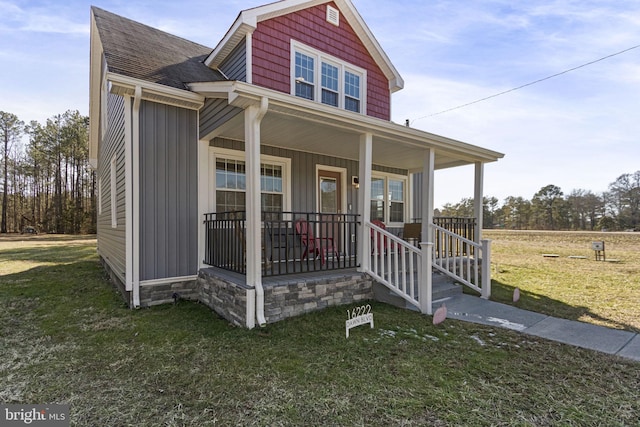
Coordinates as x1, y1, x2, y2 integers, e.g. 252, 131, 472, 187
200, 209, 489, 327
193, 81, 503, 328
203, 211, 478, 278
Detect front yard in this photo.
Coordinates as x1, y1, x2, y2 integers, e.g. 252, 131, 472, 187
1, 235, 638, 425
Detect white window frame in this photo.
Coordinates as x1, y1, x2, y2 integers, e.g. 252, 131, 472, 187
370, 172, 408, 227
209, 148, 292, 214
110, 155, 117, 228
291, 40, 367, 114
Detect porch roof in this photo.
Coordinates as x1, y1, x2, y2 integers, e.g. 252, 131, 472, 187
190, 81, 504, 171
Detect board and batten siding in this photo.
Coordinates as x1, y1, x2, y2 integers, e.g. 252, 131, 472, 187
219, 37, 247, 82
97, 92, 127, 283
199, 98, 243, 140
251, 3, 391, 120
211, 138, 407, 215
139, 101, 199, 281
412, 172, 423, 222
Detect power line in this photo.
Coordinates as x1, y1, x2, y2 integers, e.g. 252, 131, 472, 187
410, 44, 640, 124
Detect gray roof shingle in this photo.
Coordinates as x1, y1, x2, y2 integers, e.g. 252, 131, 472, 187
92, 6, 226, 90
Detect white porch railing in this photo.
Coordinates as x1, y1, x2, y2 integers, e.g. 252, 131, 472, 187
365, 222, 433, 314
431, 223, 491, 299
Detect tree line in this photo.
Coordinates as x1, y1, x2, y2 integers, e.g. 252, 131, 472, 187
2, 109, 638, 235
438, 175, 640, 231
0, 110, 95, 234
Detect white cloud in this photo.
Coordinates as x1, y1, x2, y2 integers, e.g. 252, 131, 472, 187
1, 0, 638, 208
0, 1, 88, 35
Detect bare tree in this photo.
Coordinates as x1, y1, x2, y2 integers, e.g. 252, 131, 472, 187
607, 171, 640, 230
0, 111, 25, 233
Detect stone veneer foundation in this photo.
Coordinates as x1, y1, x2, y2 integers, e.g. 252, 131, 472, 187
197, 268, 374, 327
139, 279, 200, 306
103, 257, 374, 327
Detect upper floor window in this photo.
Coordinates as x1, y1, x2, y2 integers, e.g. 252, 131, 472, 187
295, 52, 315, 100
291, 41, 366, 114
344, 71, 361, 113
321, 62, 339, 107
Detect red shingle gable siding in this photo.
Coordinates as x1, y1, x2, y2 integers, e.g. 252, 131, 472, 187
252, 2, 391, 120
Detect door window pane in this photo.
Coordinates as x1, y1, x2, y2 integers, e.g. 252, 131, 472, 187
320, 177, 338, 214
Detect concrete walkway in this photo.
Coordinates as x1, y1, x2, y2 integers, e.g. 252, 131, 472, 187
433, 294, 640, 362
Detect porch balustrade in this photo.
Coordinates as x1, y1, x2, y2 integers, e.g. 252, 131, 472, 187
412, 216, 476, 251
204, 212, 487, 301
432, 217, 477, 258
203, 211, 360, 276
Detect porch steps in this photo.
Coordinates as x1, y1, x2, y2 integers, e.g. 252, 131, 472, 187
372, 272, 462, 311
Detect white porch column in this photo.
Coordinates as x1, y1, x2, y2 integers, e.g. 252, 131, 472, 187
197, 139, 210, 270
474, 161, 484, 243
420, 148, 435, 315
357, 133, 373, 271
244, 97, 268, 328
421, 148, 435, 243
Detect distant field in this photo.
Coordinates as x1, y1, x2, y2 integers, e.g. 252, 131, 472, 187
484, 230, 640, 332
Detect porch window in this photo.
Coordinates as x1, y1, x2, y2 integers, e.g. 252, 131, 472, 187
214, 151, 289, 215
216, 158, 247, 211
292, 41, 366, 113
370, 174, 407, 225
370, 177, 385, 222
389, 179, 405, 223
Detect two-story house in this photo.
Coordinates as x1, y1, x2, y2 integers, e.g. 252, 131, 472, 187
89, 0, 503, 328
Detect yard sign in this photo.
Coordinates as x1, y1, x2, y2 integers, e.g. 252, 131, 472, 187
345, 304, 374, 338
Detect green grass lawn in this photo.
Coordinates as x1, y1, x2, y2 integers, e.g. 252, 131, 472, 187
485, 230, 640, 333
1, 234, 639, 426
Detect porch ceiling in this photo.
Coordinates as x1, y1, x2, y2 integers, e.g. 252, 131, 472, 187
193, 81, 504, 171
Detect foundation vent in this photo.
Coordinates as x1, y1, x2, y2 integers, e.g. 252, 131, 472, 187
327, 5, 340, 26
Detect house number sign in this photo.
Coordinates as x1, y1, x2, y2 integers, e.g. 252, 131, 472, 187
345, 304, 374, 338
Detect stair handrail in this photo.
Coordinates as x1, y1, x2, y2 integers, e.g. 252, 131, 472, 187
365, 221, 426, 311
430, 223, 491, 299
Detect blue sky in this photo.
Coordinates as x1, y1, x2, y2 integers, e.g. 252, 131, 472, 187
1, 0, 639, 208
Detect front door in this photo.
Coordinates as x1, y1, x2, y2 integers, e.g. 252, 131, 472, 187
318, 170, 342, 215
318, 169, 342, 257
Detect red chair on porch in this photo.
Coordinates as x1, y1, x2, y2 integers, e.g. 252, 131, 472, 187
370, 220, 400, 254
295, 218, 337, 265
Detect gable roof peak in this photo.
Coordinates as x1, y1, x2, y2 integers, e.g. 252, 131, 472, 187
205, 0, 404, 92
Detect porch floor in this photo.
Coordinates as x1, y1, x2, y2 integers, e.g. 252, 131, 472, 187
199, 266, 462, 301
200, 265, 362, 288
